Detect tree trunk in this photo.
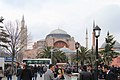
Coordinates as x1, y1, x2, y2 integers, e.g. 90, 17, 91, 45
12, 50, 15, 75
81, 59, 84, 66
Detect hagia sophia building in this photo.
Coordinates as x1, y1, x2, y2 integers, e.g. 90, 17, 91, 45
23, 28, 76, 58
19, 16, 120, 66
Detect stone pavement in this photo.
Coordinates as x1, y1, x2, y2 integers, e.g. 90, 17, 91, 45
2, 76, 17, 80
2, 74, 78, 80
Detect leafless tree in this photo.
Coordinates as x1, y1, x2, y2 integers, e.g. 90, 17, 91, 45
4, 20, 31, 65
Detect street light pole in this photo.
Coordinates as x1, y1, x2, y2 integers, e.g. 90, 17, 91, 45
93, 25, 101, 80
75, 42, 80, 73
51, 49, 53, 64
76, 49, 79, 73
96, 37, 99, 80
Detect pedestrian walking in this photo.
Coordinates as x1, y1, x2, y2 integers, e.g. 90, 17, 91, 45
38, 65, 43, 77
78, 65, 92, 80
16, 62, 22, 80
6, 64, 13, 80
43, 65, 47, 73
30, 66, 35, 80
33, 65, 38, 80
20, 64, 32, 80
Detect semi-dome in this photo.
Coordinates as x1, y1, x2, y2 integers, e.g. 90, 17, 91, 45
60, 47, 75, 54
46, 29, 71, 38
101, 41, 120, 49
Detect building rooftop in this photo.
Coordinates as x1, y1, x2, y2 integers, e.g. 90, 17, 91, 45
50, 28, 67, 34
46, 28, 71, 39
101, 41, 120, 49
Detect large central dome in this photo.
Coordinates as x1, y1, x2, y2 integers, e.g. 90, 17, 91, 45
50, 29, 67, 34
46, 29, 71, 39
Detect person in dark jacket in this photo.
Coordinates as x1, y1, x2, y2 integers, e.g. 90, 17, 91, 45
20, 64, 32, 80
0, 67, 4, 80
38, 65, 43, 77
87, 65, 97, 80
16, 62, 22, 80
33, 65, 38, 80
30, 66, 35, 80
78, 65, 92, 80
103, 65, 117, 80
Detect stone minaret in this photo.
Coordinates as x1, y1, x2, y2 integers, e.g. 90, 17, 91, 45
86, 29, 88, 49
17, 15, 28, 62
92, 21, 95, 48
20, 15, 27, 50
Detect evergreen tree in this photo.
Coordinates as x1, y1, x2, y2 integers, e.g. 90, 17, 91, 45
99, 32, 119, 65
0, 16, 10, 49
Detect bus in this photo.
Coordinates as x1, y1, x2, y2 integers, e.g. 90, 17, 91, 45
22, 58, 52, 66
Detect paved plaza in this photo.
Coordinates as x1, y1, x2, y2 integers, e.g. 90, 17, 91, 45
2, 74, 78, 80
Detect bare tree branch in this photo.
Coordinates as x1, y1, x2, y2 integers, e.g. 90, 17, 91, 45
4, 20, 31, 62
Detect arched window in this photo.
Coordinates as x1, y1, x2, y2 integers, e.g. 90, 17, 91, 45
54, 41, 68, 48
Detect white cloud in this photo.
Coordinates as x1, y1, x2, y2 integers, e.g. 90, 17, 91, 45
0, 0, 120, 48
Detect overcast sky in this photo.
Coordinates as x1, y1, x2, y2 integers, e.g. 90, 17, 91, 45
0, 0, 120, 48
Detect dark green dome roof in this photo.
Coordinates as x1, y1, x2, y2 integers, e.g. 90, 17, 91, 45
46, 29, 71, 38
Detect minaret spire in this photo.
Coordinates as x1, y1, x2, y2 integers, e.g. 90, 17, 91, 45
21, 15, 25, 27
20, 15, 27, 50
92, 20, 95, 48
93, 20, 95, 29
22, 15, 25, 22
86, 28, 88, 49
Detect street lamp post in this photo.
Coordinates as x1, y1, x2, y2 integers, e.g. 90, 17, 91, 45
75, 42, 80, 73
93, 25, 101, 80
51, 49, 53, 64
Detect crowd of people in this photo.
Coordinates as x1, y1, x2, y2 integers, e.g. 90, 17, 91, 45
15, 63, 66, 80
15, 62, 48, 80
0, 62, 120, 80
64, 64, 120, 80
0, 62, 48, 80
43, 63, 120, 80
